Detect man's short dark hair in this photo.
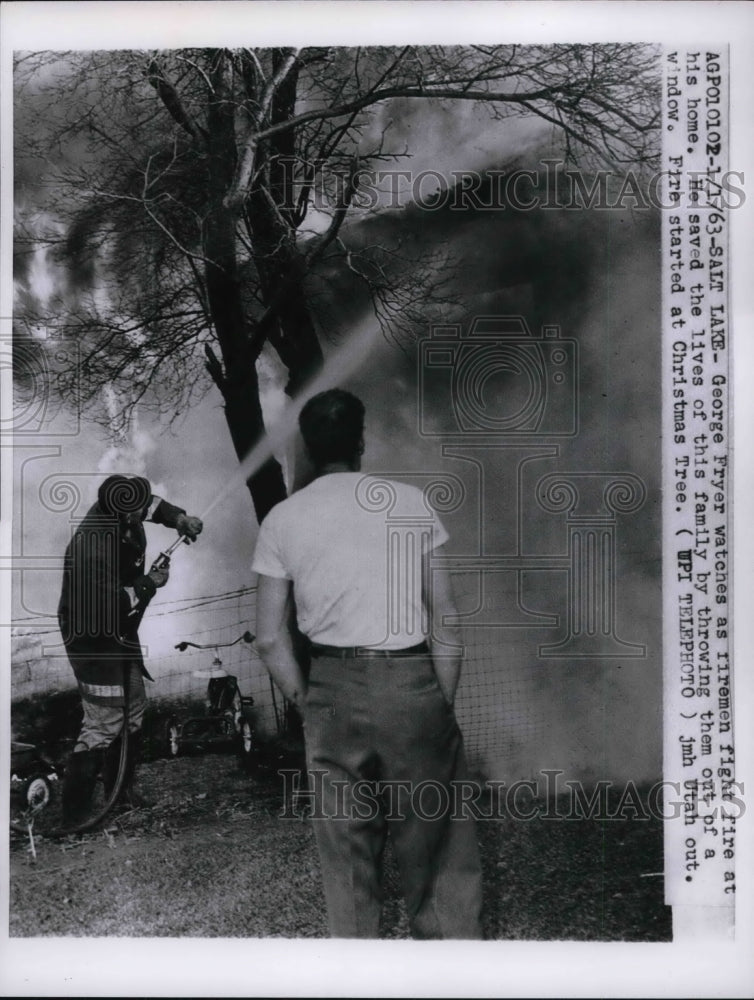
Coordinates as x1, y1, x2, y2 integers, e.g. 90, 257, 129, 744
299, 389, 365, 468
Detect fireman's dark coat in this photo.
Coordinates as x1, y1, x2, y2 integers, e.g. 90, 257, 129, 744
58, 496, 184, 705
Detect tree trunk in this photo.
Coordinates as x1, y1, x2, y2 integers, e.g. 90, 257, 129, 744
252, 233, 326, 396
250, 50, 325, 396
204, 51, 287, 524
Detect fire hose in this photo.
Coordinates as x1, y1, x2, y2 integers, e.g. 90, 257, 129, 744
58, 533, 193, 835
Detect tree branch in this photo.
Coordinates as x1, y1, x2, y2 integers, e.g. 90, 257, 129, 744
253, 82, 602, 142
306, 157, 360, 267
254, 47, 300, 128
147, 58, 206, 143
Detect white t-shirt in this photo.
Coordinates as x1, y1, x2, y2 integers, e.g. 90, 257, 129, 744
251, 472, 449, 649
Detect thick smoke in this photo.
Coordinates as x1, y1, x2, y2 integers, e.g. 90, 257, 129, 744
13, 81, 662, 782
310, 153, 662, 784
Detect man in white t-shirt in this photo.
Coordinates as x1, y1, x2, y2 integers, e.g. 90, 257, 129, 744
252, 388, 483, 939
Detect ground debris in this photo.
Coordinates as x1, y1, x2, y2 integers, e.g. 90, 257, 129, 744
9, 753, 672, 940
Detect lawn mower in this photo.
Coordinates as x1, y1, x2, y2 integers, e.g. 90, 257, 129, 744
165, 631, 257, 771
10, 741, 61, 817
10, 741, 62, 856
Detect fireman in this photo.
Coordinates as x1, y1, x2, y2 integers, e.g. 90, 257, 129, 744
58, 474, 202, 828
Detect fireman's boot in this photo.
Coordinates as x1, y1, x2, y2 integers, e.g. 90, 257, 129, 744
61, 748, 103, 830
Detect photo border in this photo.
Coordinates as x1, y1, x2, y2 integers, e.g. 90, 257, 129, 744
1, 2, 752, 997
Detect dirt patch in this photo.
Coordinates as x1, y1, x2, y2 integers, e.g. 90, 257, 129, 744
10, 749, 330, 938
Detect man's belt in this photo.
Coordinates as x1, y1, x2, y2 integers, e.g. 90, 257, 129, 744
309, 640, 430, 659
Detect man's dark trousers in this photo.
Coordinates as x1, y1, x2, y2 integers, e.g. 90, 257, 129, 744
303, 648, 484, 939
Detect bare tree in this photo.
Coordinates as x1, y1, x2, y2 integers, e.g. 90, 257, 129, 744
14, 44, 660, 521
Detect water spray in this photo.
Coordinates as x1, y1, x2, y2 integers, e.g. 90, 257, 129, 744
199, 319, 382, 521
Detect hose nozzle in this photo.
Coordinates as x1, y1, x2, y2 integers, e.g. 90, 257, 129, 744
150, 533, 191, 573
